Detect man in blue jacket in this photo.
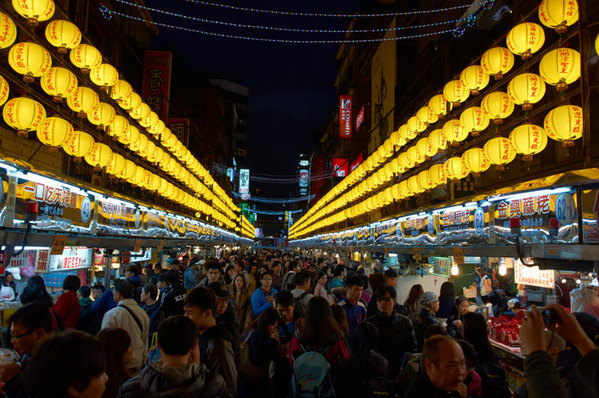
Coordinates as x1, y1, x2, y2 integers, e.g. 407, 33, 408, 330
251, 271, 278, 318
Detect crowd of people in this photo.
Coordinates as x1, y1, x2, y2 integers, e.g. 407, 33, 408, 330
0, 249, 597, 398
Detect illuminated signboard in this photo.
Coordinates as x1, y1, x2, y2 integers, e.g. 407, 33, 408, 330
339, 95, 352, 139
142, 51, 173, 121
332, 158, 348, 177
514, 259, 555, 288
48, 247, 93, 272
356, 106, 365, 130
239, 169, 250, 194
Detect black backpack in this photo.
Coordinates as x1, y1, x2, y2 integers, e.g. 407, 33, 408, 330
293, 291, 309, 319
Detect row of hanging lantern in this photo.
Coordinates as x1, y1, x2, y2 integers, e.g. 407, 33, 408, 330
291, 0, 584, 240
0, 3, 240, 228
238, 215, 255, 238
8, 1, 239, 218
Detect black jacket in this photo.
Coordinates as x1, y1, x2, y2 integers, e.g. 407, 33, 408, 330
198, 323, 238, 396
404, 372, 462, 398
159, 284, 186, 318
411, 308, 442, 350
366, 311, 417, 377
117, 363, 229, 398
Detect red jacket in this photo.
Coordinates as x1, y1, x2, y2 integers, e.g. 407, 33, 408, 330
53, 291, 80, 329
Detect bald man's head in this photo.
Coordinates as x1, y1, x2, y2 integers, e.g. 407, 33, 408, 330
422, 335, 467, 392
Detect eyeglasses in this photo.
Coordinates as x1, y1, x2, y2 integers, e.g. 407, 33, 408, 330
12, 329, 35, 340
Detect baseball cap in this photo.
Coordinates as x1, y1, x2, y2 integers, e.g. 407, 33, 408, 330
208, 282, 233, 299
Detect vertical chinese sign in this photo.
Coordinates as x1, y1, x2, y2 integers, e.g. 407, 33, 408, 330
339, 95, 352, 139
167, 118, 190, 147
142, 51, 173, 122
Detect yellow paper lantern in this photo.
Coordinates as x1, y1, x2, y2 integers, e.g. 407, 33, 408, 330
407, 145, 425, 165
119, 159, 136, 180
407, 116, 426, 136
110, 79, 132, 102
132, 166, 145, 187
399, 151, 414, 170
45, 20, 81, 53
106, 115, 128, 142
506, 23, 545, 60
543, 105, 583, 147
391, 156, 405, 175
89, 63, 119, 88
8, 42, 52, 82
36, 117, 72, 148
399, 124, 415, 142
429, 163, 447, 187
67, 86, 99, 117
428, 129, 447, 152
145, 141, 156, 162
538, 0, 578, 34
12, 0, 54, 25
509, 124, 548, 161
120, 92, 141, 112
480, 92, 514, 125
481, 47, 514, 80
408, 175, 424, 195
40, 67, 78, 103
130, 102, 151, 121
462, 148, 491, 176
136, 134, 149, 157
149, 146, 164, 164
2, 97, 45, 136
507, 73, 546, 111
383, 138, 394, 156
483, 137, 516, 170
596, 34, 599, 56
460, 65, 490, 95
0, 12, 17, 49
88, 102, 115, 129
416, 137, 437, 158
416, 105, 438, 125
539, 48, 581, 92
442, 119, 468, 146
140, 111, 159, 128
417, 170, 433, 191
62, 130, 94, 158
69, 44, 102, 73
0, 75, 9, 107
398, 180, 412, 198
106, 153, 126, 176
443, 80, 469, 106
84, 143, 112, 169
428, 94, 448, 119
459, 107, 489, 137
444, 157, 469, 180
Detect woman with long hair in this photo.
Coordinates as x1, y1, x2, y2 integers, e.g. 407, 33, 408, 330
20, 275, 53, 308
313, 271, 333, 305
290, 297, 350, 369
231, 274, 253, 333
404, 284, 424, 316
96, 328, 132, 398
437, 281, 456, 319
463, 312, 510, 398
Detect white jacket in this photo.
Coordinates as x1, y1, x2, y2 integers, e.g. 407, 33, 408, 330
101, 299, 150, 369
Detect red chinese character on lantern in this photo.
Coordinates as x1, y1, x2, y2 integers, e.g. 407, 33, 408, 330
537, 194, 550, 214
510, 199, 521, 218
498, 201, 509, 219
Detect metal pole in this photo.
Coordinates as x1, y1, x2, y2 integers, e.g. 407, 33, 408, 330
104, 249, 114, 289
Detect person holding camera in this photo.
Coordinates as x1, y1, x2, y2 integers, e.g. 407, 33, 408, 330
520, 304, 599, 398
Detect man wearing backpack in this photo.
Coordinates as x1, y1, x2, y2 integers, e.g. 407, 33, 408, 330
101, 280, 150, 375
290, 272, 313, 316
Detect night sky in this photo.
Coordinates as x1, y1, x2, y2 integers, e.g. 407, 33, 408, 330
142, 0, 363, 234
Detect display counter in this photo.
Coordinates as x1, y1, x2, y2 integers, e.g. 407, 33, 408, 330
491, 339, 526, 393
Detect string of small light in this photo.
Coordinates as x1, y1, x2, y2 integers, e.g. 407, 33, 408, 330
182, 0, 477, 18
103, 8, 458, 44
115, 0, 467, 34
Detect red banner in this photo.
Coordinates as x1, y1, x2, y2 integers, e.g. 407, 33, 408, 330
339, 95, 352, 139
332, 158, 348, 177
142, 51, 173, 121
350, 153, 364, 172
167, 118, 190, 147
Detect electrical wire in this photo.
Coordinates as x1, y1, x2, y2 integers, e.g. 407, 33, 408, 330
103, 8, 459, 44
115, 0, 468, 34
182, 0, 478, 18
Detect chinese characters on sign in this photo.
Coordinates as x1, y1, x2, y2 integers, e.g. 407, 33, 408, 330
440, 209, 472, 232
514, 259, 555, 289
496, 194, 552, 228
142, 51, 173, 121
239, 169, 250, 194
167, 118, 189, 147
332, 158, 348, 177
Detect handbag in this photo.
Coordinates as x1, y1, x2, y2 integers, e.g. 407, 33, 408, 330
240, 330, 265, 381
